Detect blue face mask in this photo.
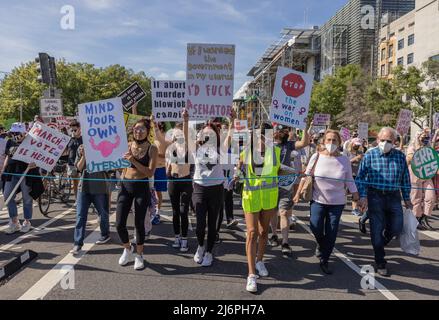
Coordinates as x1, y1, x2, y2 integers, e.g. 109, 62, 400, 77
422, 138, 430, 146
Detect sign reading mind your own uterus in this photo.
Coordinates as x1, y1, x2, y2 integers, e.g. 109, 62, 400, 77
78, 97, 130, 173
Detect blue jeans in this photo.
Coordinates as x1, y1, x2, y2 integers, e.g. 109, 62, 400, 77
310, 202, 345, 263
367, 189, 404, 265
3, 176, 33, 220
74, 192, 110, 246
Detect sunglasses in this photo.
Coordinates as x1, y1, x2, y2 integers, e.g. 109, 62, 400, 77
134, 127, 148, 132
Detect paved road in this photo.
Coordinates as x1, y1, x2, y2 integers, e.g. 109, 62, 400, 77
1, 191, 438, 300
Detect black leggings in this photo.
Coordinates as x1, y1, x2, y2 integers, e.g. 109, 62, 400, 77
192, 183, 224, 253
116, 180, 151, 246
168, 177, 193, 238
216, 188, 235, 233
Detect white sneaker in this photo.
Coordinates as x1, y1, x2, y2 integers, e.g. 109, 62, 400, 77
21, 221, 32, 233
180, 239, 189, 253
5, 222, 21, 234
246, 274, 258, 293
194, 246, 205, 264
134, 254, 144, 270
201, 252, 213, 267
256, 261, 269, 277
118, 246, 134, 266
172, 236, 181, 248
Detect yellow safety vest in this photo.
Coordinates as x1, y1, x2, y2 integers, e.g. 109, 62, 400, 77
241, 146, 281, 213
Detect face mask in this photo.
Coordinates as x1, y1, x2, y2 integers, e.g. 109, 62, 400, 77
325, 144, 338, 154
379, 141, 393, 154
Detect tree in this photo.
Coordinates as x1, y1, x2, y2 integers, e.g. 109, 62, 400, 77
0, 59, 152, 125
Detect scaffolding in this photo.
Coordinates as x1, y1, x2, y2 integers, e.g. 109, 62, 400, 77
321, 25, 349, 78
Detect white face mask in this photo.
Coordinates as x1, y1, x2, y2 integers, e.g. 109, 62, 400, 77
325, 144, 338, 154
379, 141, 393, 154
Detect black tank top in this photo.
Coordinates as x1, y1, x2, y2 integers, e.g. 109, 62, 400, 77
130, 143, 151, 168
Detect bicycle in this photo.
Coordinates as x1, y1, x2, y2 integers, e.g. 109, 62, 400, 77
38, 160, 72, 216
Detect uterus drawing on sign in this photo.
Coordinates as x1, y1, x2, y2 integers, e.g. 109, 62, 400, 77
90, 135, 121, 158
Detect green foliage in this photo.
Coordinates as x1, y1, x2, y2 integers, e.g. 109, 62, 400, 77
0, 59, 152, 122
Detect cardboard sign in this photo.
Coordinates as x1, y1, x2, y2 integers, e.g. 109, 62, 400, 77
118, 82, 147, 111
78, 97, 130, 173
340, 127, 351, 142
152, 80, 185, 121
313, 114, 331, 126
270, 67, 314, 130
12, 122, 70, 172
411, 147, 439, 180
40, 99, 63, 119
234, 120, 248, 133
396, 109, 413, 136
55, 116, 70, 129
186, 43, 235, 120
434, 113, 439, 130
358, 122, 369, 140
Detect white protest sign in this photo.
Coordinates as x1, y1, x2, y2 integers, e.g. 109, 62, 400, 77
78, 97, 130, 173
270, 67, 314, 130
234, 120, 248, 133
396, 109, 413, 136
358, 122, 369, 140
186, 43, 235, 120
55, 116, 70, 129
40, 99, 63, 119
340, 127, 351, 142
434, 113, 439, 130
12, 122, 70, 172
152, 80, 186, 121
313, 114, 331, 126
311, 126, 327, 135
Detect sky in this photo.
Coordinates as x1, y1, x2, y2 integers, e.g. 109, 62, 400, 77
0, 0, 348, 91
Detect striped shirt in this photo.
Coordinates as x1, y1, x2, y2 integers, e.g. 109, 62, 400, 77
356, 147, 411, 201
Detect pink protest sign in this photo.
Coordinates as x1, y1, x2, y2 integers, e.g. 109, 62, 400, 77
313, 114, 331, 126
396, 109, 413, 136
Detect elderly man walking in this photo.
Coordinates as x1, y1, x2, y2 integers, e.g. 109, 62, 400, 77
357, 127, 413, 276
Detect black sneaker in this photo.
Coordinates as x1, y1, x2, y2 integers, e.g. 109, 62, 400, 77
319, 261, 333, 275
359, 218, 367, 234
96, 235, 111, 245
281, 243, 292, 255
269, 235, 280, 247
376, 263, 389, 277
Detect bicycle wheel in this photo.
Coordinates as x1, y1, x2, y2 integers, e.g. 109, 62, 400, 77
39, 177, 52, 216
58, 170, 72, 204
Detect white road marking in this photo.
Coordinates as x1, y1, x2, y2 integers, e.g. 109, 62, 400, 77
19, 214, 116, 300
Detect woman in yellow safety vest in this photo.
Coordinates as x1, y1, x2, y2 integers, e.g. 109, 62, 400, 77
236, 122, 281, 293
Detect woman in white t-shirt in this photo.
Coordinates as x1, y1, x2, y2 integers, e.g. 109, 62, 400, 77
182, 109, 235, 267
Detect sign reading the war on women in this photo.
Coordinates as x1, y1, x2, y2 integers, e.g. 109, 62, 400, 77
270, 67, 314, 130
12, 122, 70, 172
186, 43, 235, 120
78, 97, 130, 173
152, 80, 186, 121
313, 114, 331, 126
40, 98, 63, 119
411, 147, 439, 180
118, 82, 147, 111
358, 122, 369, 141
396, 109, 413, 136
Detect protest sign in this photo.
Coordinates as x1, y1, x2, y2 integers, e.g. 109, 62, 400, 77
340, 127, 351, 142
411, 147, 439, 180
55, 116, 70, 129
396, 109, 413, 136
434, 113, 439, 130
358, 123, 369, 141
118, 82, 147, 111
40, 98, 63, 119
152, 80, 185, 121
270, 67, 314, 130
313, 114, 331, 126
12, 122, 70, 172
234, 120, 248, 133
311, 126, 327, 135
186, 43, 235, 120
78, 97, 130, 173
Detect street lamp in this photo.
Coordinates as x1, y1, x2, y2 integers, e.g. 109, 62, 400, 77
427, 79, 438, 130
0, 70, 23, 123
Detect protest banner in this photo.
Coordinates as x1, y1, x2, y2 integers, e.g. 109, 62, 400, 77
78, 97, 130, 173
340, 127, 351, 142
411, 147, 439, 180
434, 113, 439, 130
396, 109, 413, 136
270, 67, 314, 130
186, 43, 235, 120
118, 82, 147, 111
40, 98, 63, 119
12, 122, 70, 172
358, 122, 369, 141
152, 80, 185, 121
313, 114, 331, 126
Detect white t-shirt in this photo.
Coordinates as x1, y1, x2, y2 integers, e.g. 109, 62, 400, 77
193, 145, 224, 187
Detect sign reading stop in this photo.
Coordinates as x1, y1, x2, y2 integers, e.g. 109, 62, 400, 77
282, 73, 306, 98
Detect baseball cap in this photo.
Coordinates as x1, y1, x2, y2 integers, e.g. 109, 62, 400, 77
351, 138, 362, 146
9, 122, 26, 134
